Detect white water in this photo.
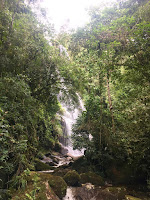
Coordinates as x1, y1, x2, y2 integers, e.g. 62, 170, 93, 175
59, 93, 85, 157
63, 187, 75, 200
58, 44, 85, 157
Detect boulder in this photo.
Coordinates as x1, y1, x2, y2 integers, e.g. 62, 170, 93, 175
65, 185, 118, 200
61, 146, 68, 155
63, 170, 81, 186
80, 172, 104, 186
48, 176, 67, 199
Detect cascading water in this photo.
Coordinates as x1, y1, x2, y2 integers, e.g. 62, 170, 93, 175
57, 45, 84, 157
59, 93, 85, 157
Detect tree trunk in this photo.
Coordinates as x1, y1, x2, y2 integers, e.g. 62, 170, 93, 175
99, 72, 103, 146
106, 71, 115, 134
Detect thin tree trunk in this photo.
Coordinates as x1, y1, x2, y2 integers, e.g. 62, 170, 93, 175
10, 14, 15, 33
106, 71, 115, 134
99, 72, 103, 146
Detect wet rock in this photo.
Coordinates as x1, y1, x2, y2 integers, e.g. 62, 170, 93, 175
61, 146, 69, 155
63, 186, 117, 200
42, 156, 53, 163
80, 172, 104, 186
66, 156, 73, 161
64, 170, 81, 186
53, 157, 60, 164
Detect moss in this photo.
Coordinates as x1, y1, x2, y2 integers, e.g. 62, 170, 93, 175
125, 195, 142, 200
48, 176, 67, 199
63, 170, 81, 186
34, 159, 54, 171
80, 172, 104, 186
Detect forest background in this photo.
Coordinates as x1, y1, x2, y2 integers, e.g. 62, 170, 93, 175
0, 0, 150, 194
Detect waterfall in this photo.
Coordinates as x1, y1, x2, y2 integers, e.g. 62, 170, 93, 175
57, 45, 84, 157
58, 93, 85, 157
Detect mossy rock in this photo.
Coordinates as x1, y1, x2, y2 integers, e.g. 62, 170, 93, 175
63, 170, 81, 186
11, 172, 60, 200
48, 175, 67, 199
125, 195, 142, 200
35, 159, 54, 171
80, 172, 104, 186
53, 168, 70, 177
105, 187, 127, 200
11, 182, 55, 200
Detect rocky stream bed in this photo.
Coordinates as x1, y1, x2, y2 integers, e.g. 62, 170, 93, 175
9, 148, 150, 200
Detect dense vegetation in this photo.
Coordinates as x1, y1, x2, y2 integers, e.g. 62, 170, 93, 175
0, 0, 64, 191
70, 0, 150, 187
0, 0, 150, 198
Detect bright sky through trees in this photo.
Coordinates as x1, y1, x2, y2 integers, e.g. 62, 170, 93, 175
40, 0, 117, 31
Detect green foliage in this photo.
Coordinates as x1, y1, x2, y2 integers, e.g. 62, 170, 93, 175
25, 173, 40, 200
0, 0, 63, 190
71, 0, 150, 186
12, 169, 31, 190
